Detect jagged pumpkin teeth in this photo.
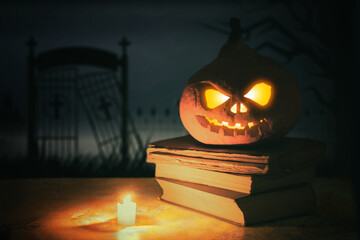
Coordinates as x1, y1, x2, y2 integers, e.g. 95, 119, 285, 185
219, 128, 225, 136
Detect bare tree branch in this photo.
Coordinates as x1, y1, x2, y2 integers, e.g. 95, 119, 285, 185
283, 0, 334, 49
255, 42, 294, 63
195, 22, 229, 36
254, 17, 334, 77
302, 86, 334, 110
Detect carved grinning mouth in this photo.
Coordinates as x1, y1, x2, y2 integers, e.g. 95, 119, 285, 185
195, 115, 272, 138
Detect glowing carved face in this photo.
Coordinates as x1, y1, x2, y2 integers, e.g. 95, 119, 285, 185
179, 38, 301, 145
200, 81, 272, 135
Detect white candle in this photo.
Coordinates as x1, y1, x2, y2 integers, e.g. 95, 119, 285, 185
117, 194, 136, 225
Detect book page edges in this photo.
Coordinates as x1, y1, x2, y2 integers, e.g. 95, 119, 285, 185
155, 163, 252, 193
157, 178, 245, 225
155, 163, 315, 194
157, 178, 315, 226
147, 153, 269, 174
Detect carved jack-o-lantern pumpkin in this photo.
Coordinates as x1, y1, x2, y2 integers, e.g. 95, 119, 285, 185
179, 19, 302, 145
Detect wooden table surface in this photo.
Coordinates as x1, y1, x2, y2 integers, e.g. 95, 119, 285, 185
0, 177, 358, 240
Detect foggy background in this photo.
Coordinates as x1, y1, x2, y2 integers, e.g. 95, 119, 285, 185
0, 0, 357, 177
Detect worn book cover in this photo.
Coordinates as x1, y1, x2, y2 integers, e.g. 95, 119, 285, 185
155, 163, 315, 194
157, 177, 316, 225
147, 135, 325, 175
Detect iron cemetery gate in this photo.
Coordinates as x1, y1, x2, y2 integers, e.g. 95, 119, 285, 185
35, 66, 79, 159
27, 37, 143, 167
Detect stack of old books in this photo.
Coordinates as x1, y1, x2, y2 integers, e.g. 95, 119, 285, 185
146, 135, 325, 225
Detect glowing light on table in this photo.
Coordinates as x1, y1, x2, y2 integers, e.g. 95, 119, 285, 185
117, 194, 136, 225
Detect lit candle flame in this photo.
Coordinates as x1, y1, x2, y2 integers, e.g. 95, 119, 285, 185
123, 194, 131, 203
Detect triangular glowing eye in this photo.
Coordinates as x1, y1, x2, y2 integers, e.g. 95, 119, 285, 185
204, 89, 230, 109
244, 82, 272, 106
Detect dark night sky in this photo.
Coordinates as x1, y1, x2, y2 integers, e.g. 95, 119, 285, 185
0, 0, 332, 118
0, 0, 357, 159
1, 1, 243, 117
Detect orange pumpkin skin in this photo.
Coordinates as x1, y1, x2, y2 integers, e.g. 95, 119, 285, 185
179, 22, 301, 145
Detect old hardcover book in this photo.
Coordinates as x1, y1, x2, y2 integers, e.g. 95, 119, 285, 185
155, 163, 315, 194
157, 177, 316, 226
147, 135, 324, 175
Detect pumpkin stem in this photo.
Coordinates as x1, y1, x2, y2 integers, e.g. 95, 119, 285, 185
228, 18, 242, 42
